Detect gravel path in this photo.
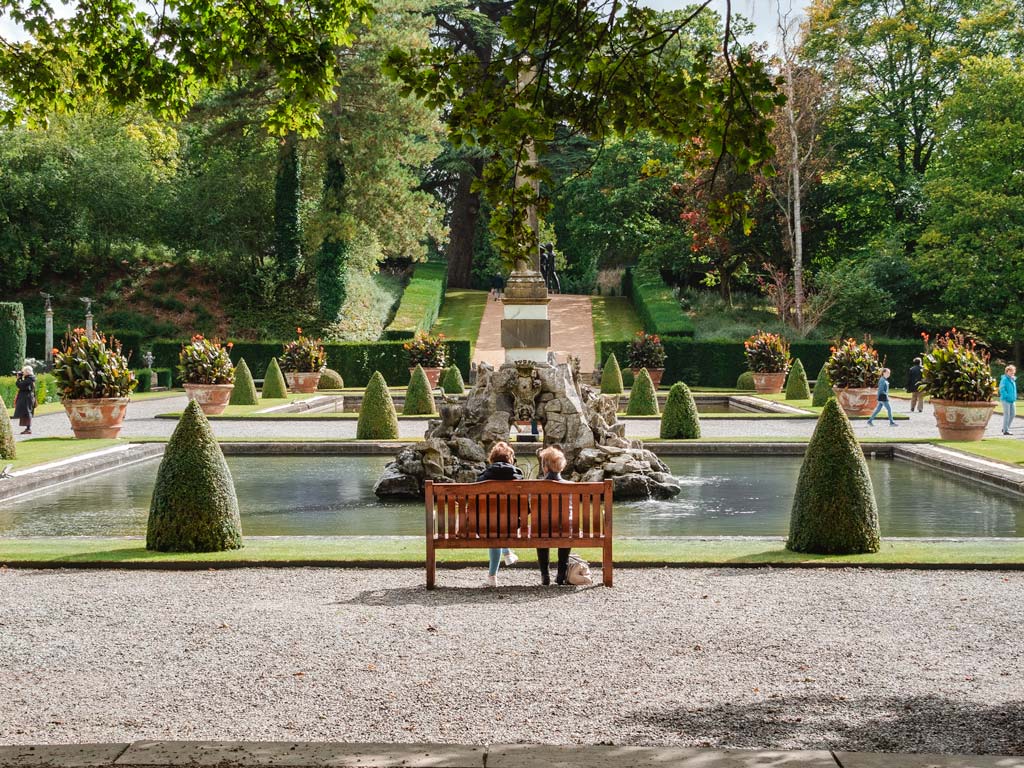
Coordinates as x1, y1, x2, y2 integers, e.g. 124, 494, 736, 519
1, 567, 1022, 754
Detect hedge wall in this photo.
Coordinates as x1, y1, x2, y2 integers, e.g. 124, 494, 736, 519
383, 262, 448, 341
0, 302, 26, 373
151, 338, 471, 388
629, 270, 695, 337
27, 329, 145, 366
597, 338, 925, 388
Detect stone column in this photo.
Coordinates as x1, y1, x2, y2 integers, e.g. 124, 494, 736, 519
43, 298, 54, 369
85, 311, 94, 340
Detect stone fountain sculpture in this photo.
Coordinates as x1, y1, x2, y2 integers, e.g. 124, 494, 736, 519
373, 360, 681, 500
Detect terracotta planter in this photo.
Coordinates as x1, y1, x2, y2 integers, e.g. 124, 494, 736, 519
931, 399, 996, 441
752, 372, 787, 394
64, 397, 130, 439
832, 387, 878, 417
410, 367, 442, 388
632, 368, 664, 388
183, 383, 235, 415
285, 371, 322, 394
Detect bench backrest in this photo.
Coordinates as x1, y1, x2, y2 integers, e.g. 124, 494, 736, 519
425, 479, 613, 542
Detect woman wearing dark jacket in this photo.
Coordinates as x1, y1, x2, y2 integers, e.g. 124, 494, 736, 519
13, 365, 36, 435
477, 441, 522, 587
536, 445, 573, 585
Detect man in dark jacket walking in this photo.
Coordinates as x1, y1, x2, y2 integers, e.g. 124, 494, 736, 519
906, 357, 924, 413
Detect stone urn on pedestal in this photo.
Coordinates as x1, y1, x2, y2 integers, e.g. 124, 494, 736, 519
280, 330, 326, 395
178, 336, 236, 416
921, 331, 998, 441
744, 331, 791, 395
52, 329, 138, 438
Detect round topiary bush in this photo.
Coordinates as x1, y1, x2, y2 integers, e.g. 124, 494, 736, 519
146, 399, 243, 552
812, 362, 832, 407
403, 365, 437, 416
660, 382, 700, 439
787, 398, 881, 555
439, 365, 465, 394
318, 368, 344, 389
357, 371, 399, 439
229, 358, 259, 406
601, 353, 624, 394
261, 358, 289, 399
785, 358, 811, 400
0, 394, 16, 460
626, 368, 660, 416
736, 370, 755, 390
0, 302, 26, 375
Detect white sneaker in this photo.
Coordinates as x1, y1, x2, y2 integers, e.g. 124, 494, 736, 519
483, 574, 497, 588
504, 550, 519, 566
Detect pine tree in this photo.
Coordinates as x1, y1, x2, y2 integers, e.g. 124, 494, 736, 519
146, 400, 242, 552
812, 362, 832, 407
357, 371, 399, 439
229, 359, 259, 406
600, 353, 624, 394
660, 382, 700, 439
262, 358, 289, 399
785, 358, 811, 400
626, 368, 660, 416
403, 365, 437, 416
787, 399, 881, 554
0, 394, 16, 460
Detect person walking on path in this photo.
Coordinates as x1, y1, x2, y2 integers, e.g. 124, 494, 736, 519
489, 273, 504, 301
13, 365, 36, 435
476, 441, 521, 587
867, 368, 897, 427
1000, 365, 1017, 436
536, 445, 573, 586
906, 357, 925, 413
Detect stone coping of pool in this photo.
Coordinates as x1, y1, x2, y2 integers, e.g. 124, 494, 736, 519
0, 741, 1020, 768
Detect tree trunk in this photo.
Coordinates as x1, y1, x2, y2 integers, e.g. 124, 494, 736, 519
446, 159, 484, 288
786, 67, 804, 331
274, 131, 302, 279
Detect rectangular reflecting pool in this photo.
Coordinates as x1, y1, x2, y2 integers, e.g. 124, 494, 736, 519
1, 455, 1021, 538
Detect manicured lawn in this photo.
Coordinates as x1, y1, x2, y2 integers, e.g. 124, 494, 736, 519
10, 390, 185, 417
1, 535, 1021, 567
155, 393, 328, 418
431, 289, 488, 348
5, 437, 126, 471
937, 440, 1024, 467
591, 296, 643, 357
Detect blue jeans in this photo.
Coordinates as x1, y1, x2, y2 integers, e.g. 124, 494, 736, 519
488, 548, 512, 576
1003, 401, 1016, 433
868, 400, 894, 424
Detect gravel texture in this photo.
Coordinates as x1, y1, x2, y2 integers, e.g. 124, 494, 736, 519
1, 567, 1022, 754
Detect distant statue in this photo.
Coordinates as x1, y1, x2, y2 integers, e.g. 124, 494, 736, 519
540, 242, 560, 294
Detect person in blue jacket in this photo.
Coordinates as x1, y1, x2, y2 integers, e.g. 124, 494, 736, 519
867, 368, 896, 427
1000, 365, 1017, 436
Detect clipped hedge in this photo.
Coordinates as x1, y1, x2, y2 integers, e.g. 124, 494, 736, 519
383, 262, 448, 340
0, 373, 59, 406
261, 358, 289, 399
786, 358, 811, 400
357, 371, 399, 439
600, 353, 624, 394
812, 362, 832, 407
660, 382, 700, 439
440, 365, 465, 394
628, 270, 695, 337
627, 368, 659, 415
404, 365, 437, 416
27, 329, 144, 367
318, 368, 344, 389
0, 302, 26, 374
0, 394, 15, 459
151, 338, 471, 388
736, 370, 755, 390
230, 359, 260, 405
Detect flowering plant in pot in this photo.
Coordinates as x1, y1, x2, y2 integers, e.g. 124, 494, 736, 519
627, 331, 666, 388
279, 328, 327, 393
178, 335, 236, 415
53, 329, 137, 438
404, 331, 448, 387
743, 331, 791, 393
824, 337, 883, 416
922, 330, 997, 440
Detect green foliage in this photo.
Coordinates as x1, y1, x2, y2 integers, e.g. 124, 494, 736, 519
431, 289, 488, 345
261, 358, 289, 399
736, 371, 755, 390
630, 271, 695, 337
600, 353, 625, 394
825, 338, 883, 389
787, 399, 880, 555
591, 296, 643, 347
922, 331, 996, 402
813, 259, 897, 337
274, 132, 302, 279
0, 303, 26, 374
812, 363, 832, 407
178, 336, 235, 385
53, 330, 137, 399
660, 382, 699, 439
0, 394, 15, 460
279, 331, 326, 373
626, 368, 659, 416
744, 331, 790, 374
627, 331, 666, 369
322, 271, 405, 343
316, 140, 350, 323
229, 359, 259, 406
403, 331, 448, 368
785, 358, 811, 400
439, 365, 465, 394
403, 365, 437, 416
318, 368, 344, 389
357, 371, 399, 439
384, 263, 448, 340
146, 400, 242, 553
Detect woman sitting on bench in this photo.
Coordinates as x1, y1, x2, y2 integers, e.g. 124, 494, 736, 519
537, 445, 572, 586
477, 441, 521, 587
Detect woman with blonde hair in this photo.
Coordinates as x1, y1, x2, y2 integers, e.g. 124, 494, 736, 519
537, 444, 573, 586
13, 365, 36, 435
476, 441, 521, 587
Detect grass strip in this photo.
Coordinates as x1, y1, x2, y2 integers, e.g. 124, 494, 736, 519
431, 290, 488, 349
10, 390, 185, 417
4, 437, 126, 471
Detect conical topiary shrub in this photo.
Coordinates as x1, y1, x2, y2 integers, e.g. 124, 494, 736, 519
736, 370, 755, 390
660, 382, 700, 439
787, 398, 880, 555
404, 365, 437, 416
626, 368, 660, 416
812, 362, 832, 407
357, 371, 399, 439
261, 358, 289, 399
229, 358, 259, 406
785, 358, 811, 400
0, 394, 16, 460
318, 368, 344, 389
146, 400, 242, 552
439, 365, 465, 394
601, 353, 624, 394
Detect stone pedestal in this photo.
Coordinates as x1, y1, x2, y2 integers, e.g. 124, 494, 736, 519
44, 308, 53, 369
501, 270, 550, 365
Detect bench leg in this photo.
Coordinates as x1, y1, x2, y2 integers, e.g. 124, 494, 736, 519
426, 543, 436, 590
603, 542, 613, 587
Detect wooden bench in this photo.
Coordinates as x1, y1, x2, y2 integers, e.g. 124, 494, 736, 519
424, 479, 614, 589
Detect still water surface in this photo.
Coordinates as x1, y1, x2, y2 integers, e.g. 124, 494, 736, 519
1, 455, 1020, 538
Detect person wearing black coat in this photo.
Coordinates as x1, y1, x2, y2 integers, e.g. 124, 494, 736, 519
906, 357, 924, 413
537, 445, 573, 586
476, 441, 522, 587
13, 365, 36, 435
